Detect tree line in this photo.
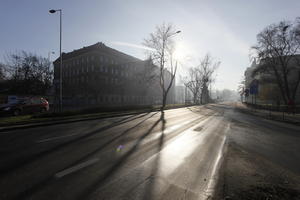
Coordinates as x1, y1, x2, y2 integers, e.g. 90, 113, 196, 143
0, 51, 53, 95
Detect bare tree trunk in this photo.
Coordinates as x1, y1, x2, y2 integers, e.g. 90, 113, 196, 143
193, 94, 197, 104
200, 91, 203, 104
162, 92, 167, 110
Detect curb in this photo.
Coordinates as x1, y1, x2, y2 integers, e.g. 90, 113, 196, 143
0, 105, 195, 132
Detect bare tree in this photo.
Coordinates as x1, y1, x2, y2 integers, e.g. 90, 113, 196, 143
198, 54, 220, 104
143, 23, 180, 109
4, 51, 53, 95
0, 63, 7, 81
182, 54, 219, 104
182, 67, 202, 104
252, 18, 300, 104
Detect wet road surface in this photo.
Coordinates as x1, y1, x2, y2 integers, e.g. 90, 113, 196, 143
0, 103, 299, 200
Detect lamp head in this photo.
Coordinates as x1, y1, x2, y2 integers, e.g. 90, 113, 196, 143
49, 9, 56, 13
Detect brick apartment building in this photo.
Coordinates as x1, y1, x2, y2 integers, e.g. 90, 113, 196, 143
53, 42, 175, 108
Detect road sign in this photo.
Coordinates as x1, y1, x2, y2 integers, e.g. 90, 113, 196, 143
250, 79, 259, 95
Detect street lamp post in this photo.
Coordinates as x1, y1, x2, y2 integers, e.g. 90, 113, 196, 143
49, 9, 63, 112
161, 30, 181, 108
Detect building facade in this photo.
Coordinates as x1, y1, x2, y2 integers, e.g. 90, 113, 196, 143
244, 56, 300, 105
53, 42, 175, 108
175, 85, 185, 104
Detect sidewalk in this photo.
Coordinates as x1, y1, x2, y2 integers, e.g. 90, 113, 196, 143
235, 102, 300, 125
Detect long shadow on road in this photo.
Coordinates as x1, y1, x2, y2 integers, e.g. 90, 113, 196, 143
76, 111, 166, 200
141, 111, 166, 200
0, 112, 154, 175
10, 111, 159, 200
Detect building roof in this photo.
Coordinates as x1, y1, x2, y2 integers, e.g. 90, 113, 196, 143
53, 42, 142, 63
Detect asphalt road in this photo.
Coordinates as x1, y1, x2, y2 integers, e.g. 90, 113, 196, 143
0, 103, 299, 200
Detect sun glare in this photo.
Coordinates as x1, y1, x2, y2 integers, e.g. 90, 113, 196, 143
173, 41, 190, 62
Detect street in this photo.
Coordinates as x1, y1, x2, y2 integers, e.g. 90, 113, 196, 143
0, 103, 300, 200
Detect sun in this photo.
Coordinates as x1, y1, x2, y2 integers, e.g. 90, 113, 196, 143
173, 41, 190, 62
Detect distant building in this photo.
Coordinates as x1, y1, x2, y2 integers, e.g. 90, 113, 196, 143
53, 42, 175, 108
175, 85, 185, 104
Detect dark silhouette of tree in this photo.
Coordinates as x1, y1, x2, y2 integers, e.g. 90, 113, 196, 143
182, 67, 202, 104
4, 51, 53, 95
0, 63, 6, 81
183, 54, 219, 104
143, 23, 179, 109
252, 18, 300, 104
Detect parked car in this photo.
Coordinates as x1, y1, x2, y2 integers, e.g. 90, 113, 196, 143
0, 97, 49, 116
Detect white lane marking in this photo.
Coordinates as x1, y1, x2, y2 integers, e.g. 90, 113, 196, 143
205, 123, 229, 198
36, 133, 82, 143
53, 116, 205, 179
54, 158, 99, 178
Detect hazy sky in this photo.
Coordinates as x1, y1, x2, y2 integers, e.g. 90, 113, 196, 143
1, 0, 299, 90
